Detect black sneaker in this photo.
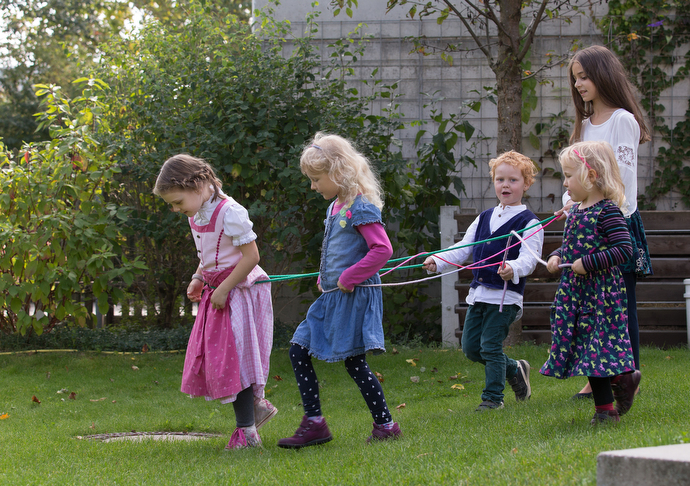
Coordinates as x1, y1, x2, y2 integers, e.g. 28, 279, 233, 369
475, 400, 504, 412
591, 409, 620, 425
508, 359, 531, 401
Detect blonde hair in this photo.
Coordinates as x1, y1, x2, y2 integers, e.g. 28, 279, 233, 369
300, 132, 384, 209
488, 151, 538, 187
559, 141, 626, 208
153, 154, 224, 202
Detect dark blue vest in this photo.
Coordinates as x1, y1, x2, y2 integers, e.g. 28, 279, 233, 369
469, 208, 537, 295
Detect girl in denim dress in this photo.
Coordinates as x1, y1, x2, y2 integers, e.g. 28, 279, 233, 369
278, 133, 402, 448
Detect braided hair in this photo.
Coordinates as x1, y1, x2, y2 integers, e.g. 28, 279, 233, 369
153, 154, 224, 202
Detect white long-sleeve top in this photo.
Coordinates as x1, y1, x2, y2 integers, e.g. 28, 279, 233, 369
431, 204, 543, 309
562, 108, 640, 217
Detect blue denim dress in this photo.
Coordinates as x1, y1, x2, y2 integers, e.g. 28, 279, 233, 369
291, 195, 386, 362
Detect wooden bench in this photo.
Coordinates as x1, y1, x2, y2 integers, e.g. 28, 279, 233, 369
448, 210, 690, 348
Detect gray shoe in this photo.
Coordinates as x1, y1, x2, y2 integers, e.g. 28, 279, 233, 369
475, 400, 504, 412
508, 359, 531, 401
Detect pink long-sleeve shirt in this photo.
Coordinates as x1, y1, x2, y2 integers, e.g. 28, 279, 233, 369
329, 200, 393, 290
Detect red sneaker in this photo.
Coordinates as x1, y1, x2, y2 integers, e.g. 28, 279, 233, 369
277, 416, 333, 449
225, 427, 262, 450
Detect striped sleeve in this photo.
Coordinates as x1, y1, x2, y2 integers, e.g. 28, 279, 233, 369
581, 203, 633, 272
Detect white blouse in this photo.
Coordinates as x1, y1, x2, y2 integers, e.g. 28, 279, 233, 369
193, 189, 257, 247
562, 108, 640, 216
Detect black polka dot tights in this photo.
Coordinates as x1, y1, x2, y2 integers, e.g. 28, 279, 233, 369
289, 344, 392, 425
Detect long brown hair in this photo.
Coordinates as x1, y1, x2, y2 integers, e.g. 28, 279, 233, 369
568, 45, 651, 144
153, 154, 224, 202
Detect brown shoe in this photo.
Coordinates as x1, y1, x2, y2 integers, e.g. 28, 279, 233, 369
611, 370, 641, 415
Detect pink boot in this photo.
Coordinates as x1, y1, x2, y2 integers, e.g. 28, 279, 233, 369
254, 397, 278, 430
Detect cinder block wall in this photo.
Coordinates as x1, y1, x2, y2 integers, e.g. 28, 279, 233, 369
252, 0, 688, 213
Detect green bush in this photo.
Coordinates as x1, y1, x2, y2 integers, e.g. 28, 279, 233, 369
93, 3, 408, 327
0, 325, 192, 352
0, 80, 146, 336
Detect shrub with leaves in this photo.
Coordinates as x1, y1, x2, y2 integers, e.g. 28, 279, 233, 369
92, 2, 409, 326
0, 79, 145, 335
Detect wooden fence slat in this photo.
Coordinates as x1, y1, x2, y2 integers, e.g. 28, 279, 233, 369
455, 306, 687, 331
455, 281, 686, 303
450, 209, 689, 348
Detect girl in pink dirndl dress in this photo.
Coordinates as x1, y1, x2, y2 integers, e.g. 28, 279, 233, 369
154, 154, 275, 450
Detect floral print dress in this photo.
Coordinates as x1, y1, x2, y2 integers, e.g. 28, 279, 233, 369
540, 200, 636, 379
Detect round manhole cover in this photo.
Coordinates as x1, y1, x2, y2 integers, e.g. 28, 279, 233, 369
77, 431, 222, 443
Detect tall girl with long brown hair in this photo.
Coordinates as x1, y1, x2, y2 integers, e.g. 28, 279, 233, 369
563, 45, 652, 400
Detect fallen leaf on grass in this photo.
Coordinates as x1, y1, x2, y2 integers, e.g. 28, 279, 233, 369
46, 372, 51, 380
32, 395, 41, 404
112, 400, 116, 403
396, 403, 406, 410
405, 359, 417, 367
68, 392, 76, 400
89, 423, 96, 430
142, 343, 149, 353
375, 371, 384, 383
272, 375, 283, 381
665, 356, 672, 360
90, 398, 107, 402
131, 365, 139, 371
410, 376, 420, 383
416, 452, 433, 458
0, 413, 9, 420
451, 384, 465, 390
57, 388, 69, 394
448, 375, 458, 380
511, 448, 518, 454
391, 347, 399, 355
431, 367, 438, 373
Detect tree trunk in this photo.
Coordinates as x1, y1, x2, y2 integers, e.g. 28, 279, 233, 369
495, 0, 524, 343
494, 0, 523, 155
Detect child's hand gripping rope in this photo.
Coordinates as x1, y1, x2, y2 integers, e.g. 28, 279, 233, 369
257, 215, 561, 289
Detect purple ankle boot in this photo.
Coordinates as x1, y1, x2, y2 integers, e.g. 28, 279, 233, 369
367, 422, 402, 443
277, 415, 333, 449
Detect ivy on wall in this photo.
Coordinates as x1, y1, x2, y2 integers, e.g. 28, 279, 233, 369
604, 0, 690, 209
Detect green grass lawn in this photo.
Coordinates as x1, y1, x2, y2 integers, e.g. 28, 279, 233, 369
1, 343, 688, 485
